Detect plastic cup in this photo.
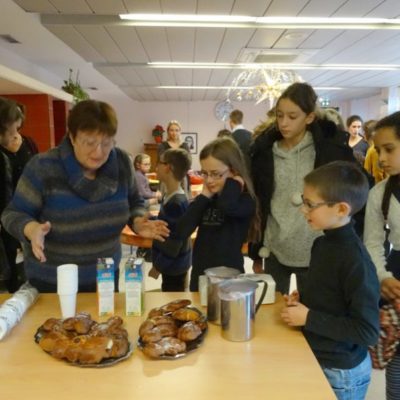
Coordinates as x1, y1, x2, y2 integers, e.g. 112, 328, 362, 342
58, 294, 77, 319
57, 264, 78, 295
57, 264, 78, 318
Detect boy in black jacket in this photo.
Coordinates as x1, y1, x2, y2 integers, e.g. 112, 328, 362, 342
281, 161, 380, 400
151, 148, 192, 291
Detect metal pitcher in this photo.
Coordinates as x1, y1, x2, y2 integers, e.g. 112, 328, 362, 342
204, 267, 241, 325
218, 278, 267, 342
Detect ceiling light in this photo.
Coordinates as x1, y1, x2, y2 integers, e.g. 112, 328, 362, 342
147, 62, 400, 71
117, 14, 400, 29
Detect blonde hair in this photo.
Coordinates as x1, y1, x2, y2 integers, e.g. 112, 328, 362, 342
133, 153, 150, 170
167, 120, 182, 138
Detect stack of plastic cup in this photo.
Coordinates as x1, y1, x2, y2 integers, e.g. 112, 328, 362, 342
0, 282, 39, 340
57, 264, 78, 318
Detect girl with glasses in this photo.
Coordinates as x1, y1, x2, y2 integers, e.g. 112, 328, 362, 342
174, 137, 257, 291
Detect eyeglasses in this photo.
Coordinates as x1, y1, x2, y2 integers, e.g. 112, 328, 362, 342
200, 169, 230, 181
79, 137, 115, 152
301, 194, 336, 211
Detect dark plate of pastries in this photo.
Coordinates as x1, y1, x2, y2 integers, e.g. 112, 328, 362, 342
34, 312, 133, 367
138, 299, 208, 359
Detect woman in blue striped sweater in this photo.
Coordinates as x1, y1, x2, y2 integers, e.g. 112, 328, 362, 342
1, 100, 168, 292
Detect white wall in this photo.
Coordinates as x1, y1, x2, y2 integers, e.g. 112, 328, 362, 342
335, 93, 386, 124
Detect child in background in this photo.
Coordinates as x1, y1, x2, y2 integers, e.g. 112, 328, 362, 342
134, 153, 161, 207
175, 137, 257, 291
151, 148, 192, 291
364, 111, 400, 399
363, 119, 387, 183
281, 161, 380, 400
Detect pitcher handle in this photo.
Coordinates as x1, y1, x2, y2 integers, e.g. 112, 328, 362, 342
255, 280, 268, 313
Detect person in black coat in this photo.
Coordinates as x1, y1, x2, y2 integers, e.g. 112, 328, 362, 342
229, 109, 252, 170
248, 82, 358, 294
0, 97, 25, 292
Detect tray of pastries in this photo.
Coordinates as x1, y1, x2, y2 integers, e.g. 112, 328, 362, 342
34, 312, 133, 367
138, 299, 208, 359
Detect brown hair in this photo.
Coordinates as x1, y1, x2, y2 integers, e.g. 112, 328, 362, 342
229, 109, 243, 125
304, 161, 369, 216
67, 100, 117, 139
0, 97, 24, 135
160, 148, 192, 181
200, 137, 260, 240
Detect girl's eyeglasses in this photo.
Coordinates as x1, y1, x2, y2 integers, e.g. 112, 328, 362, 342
79, 137, 115, 152
200, 169, 229, 180
301, 194, 336, 211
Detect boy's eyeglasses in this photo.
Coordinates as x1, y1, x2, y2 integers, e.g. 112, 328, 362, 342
301, 194, 336, 211
200, 169, 229, 180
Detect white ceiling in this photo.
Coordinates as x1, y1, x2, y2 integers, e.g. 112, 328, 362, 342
7, 0, 400, 103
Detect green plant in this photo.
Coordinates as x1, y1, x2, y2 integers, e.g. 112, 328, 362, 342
62, 68, 90, 103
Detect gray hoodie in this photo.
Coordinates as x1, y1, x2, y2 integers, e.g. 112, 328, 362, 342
261, 131, 321, 267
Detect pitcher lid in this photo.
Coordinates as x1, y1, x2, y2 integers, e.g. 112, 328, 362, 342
218, 278, 258, 299
204, 266, 241, 278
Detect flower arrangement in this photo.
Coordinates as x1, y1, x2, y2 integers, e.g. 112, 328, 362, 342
61, 68, 90, 103
152, 124, 165, 142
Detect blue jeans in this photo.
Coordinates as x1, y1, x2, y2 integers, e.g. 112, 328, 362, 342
322, 354, 371, 400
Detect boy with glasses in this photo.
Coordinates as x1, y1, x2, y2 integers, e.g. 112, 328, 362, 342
151, 148, 192, 291
281, 161, 380, 400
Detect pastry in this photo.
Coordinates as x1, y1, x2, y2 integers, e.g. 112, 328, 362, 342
36, 314, 130, 364
141, 327, 162, 343
161, 299, 191, 313
159, 337, 186, 356
172, 307, 201, 321
177, 321, 202, 342
147, 307, 164, 318
142, 342, 165, 358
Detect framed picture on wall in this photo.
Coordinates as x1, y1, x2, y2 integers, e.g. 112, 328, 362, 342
181, 132, 198, 154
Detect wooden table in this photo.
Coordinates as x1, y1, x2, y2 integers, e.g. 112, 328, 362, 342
0, 292, 334, 400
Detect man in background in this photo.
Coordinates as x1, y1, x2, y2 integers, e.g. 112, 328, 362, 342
229, 109, 252, 168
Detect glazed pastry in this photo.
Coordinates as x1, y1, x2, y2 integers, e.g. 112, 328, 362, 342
141, 327, 162, 343
37, 314, 129, 364
177, 321, 202, 342
139, 320, 156, 337
79, 337, 112, 364
42, 318, 61, 332
159, 337, 186, 356
142, 342, 165, 358
74, 317, 93, 334
158, 324, 178, 337
147, 307, 164, 318
151, 315, 176, 326
110, 336, 129, 358
172, 307, 201, 322
161, 299, 191, 313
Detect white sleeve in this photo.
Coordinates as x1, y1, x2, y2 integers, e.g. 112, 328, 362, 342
364, 184, 393, 283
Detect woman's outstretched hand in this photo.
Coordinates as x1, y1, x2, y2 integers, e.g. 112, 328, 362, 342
133, 215, 170, 242
24, 221, 52, 262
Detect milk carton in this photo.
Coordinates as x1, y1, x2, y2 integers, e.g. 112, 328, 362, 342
97, 257, 115, 316
125, 257, 144, 316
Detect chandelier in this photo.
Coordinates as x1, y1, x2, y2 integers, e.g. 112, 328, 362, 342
226, 67, 301, 107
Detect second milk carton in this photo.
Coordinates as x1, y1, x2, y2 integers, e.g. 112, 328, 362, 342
125, 257, 144, 316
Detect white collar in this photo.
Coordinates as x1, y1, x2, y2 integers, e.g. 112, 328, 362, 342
232, 124, 245, 132
163, 187, 185, 204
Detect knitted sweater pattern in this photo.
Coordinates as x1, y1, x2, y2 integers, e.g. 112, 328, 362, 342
1, 137, 146, 286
